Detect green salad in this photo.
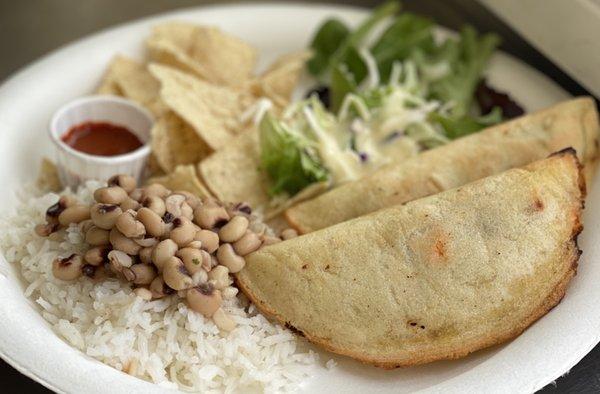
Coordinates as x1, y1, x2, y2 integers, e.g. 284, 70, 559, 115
259, 1, 513, 196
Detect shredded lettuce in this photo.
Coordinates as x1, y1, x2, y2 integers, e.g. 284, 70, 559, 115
261, 2, 509, 196
259, 112, 328, 196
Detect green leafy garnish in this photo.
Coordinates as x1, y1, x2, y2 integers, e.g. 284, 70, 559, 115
307, 19, 350, 77
426, 26, 500, 118
330, 65, 358, 113
432, 107, 503, 139
259, 112, 328, 196
371, 13, 435, 82
307, 0, 400, 80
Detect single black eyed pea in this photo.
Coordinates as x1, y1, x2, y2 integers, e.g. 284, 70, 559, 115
162, 256, 193, 290
233, 232, 262, 256
143, 183, 170, 199
107, 249, 133, 273
134, 236, 158, 248
109, 227, 141, 255
58, 205, 91, 227
194, 203, 230, 230
262, 235, 282, 246
84, 246, 109, 266
136, 207, 164, 238
216, 244, 246, 273
186, 240, 203, 249
194, 229, 220, 253
151, 239, 178, 272
165, 194, 186, 217
281, 228, 299, 240
149, 276, 174, 299
34, 223, 57, 237
129, 188, 144, 202
120, 197, 140, 212
207, 265, 230, 290
142, 196, 166, 217
108, 174, 137, 193
52, 254, 83, 281
177, 248, 210, 275
90, 203, 122, 230
212, 308, 236, 331
58, 195, 79, 208
115, 210, 146, 238
124, 264, 157, 285
218, 215, 248, 243
85, 226, 110, 246
174, 190, 201, 210
186, 283, 222, 317
139, 247, 154, 265
94, 186, 128, 205
169, 217, 196, 247
248, 221, 267, 236
133, 287, 152, 301
78, 219, 95, 234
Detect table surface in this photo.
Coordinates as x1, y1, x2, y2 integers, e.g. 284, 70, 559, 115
0, 0, 598, 393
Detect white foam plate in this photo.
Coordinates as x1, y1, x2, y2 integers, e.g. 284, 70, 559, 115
0, 3, 597, 394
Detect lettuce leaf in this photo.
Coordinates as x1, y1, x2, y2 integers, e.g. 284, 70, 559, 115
371, 13, 436, 82
432, 106, 502, 139
307, 1, 400, 80
307, 19, 350, 77
259, 112, 328, 196
426, 26, 500, 118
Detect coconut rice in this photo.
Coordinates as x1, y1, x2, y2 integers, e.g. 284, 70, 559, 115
0, 181, 319, 392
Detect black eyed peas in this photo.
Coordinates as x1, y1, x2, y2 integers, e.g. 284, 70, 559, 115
186, 283, 222, 317
91, 203, 122, 230
108, 174, 136, 193
115, 210, 146, 238
218, 216, 249, 243
194, 230, 219, 253
216, 244, 246, 273
37, 174, 293, 331
136, 207, 164, 238
233, 232, 262, 256
169, 217, 196, 247
94, 186, 128, 205
85, 226, 110, 246
152, 239, 178, 271
109, 228, 141, 255
194, 203, 229, 229
162, 256, 193, 290
52, 254, 83, 281
58, 205, 91, 226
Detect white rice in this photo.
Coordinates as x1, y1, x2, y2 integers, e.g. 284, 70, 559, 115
0, 181, 319, 392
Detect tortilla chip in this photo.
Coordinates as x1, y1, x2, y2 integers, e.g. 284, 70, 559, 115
36, 158, 62, 192
96, 55, 166, 117
146, 153, 166, 178
198, 127, 271, 207
149, 63, 252, 150
147, 164, 212, 198
151, 111, 212, 173
147, 22, 257, 87
249, 51, 310, 107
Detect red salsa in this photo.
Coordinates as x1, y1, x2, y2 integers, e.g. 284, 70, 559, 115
61, 122, 143, 156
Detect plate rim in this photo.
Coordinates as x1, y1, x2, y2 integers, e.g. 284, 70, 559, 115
0, 2, 594, 394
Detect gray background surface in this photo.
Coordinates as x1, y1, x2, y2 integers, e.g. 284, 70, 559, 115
0, 0, 597, 392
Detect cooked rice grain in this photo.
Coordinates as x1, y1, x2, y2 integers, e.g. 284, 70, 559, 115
0, 181, 318, 392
